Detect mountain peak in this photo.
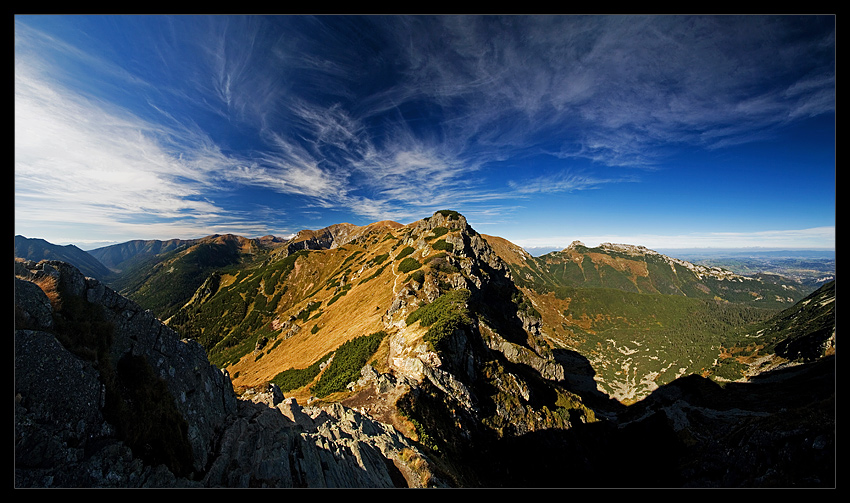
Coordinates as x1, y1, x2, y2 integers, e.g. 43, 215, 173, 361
562, 241, 657, 257
598, 242, 657, 256
413, 210, 472, 235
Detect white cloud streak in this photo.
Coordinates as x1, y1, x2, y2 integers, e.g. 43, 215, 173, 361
217, 14, 832, 226
378, 15, 834, 166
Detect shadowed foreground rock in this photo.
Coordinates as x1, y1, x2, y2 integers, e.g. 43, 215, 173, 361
14, 259, 442, 488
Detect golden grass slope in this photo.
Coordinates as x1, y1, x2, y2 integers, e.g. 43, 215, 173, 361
226, 220, 412, 396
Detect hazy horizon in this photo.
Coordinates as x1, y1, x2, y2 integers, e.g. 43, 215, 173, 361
16, 232, 835, 257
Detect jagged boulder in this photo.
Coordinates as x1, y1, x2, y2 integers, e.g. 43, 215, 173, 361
14, 276, 54, 330
242, 382, 285, 407
481, 324, 564, 382
414, 209, 469, 234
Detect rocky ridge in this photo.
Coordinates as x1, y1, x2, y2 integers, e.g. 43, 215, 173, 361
367, 212, 594, 454
14, 258, 443, 488
281, 221, 404, 257
569, 240, 746, 282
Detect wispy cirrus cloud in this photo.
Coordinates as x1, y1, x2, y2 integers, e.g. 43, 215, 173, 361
140, 15, 836, 219
376, 16, 834, 167
14, 15, 834, 249
507, 170, 631, 195
14, 33, 250, 241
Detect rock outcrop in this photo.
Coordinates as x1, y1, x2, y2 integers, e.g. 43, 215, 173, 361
14, 259, 442, 488
374, 212, 589, 458
282, 221, 403, 257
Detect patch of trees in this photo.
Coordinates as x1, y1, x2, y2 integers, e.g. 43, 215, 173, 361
432, 239, 453, 252
431, 226, 450, 238
310, 331, 387, 398
297, 301, 322, 322
271, 353, 332, 392
169, 250, 311, 363
396, 246, 415, 260
406, 289, 472, 351
342, 250, 363, 266
398, 257, 421, 273
327, 284, 352, 306
370, 253, 390, 265
428, 255, 459, 275
408, 269, 425, 285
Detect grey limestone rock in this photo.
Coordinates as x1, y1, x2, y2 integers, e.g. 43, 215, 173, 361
14, 277, 54, 330
14, 259, 442, 488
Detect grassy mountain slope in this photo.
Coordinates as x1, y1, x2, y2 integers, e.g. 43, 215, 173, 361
166, 221, 406, 391
482, 235, 819, 404
712, 279, 835, 380
106, 216, 828, 408
110, 234, 281, 322
163, 211, 601, 485
507, 241, 808, 308
100, 223, 400, 320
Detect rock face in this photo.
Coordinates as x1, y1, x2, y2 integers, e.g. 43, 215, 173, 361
14, 259, 442, 488
375, 212, 594, 463
283, 221, 401, 256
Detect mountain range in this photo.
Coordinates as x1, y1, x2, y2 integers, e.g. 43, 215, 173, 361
14, 235, 112, 280
14, 211, 835, 487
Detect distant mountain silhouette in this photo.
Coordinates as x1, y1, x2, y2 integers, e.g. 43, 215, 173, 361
14, 235, 110, 280
87, 238, 201, 272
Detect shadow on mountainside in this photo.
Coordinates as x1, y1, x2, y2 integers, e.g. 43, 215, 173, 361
551, 347, 627, 415
473, 410, 685, 488
471, 355, 835, 488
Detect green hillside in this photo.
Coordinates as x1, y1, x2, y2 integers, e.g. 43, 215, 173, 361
112, 236, 274, 322
497, 241, 820, 403
83, 216, 831, 410
712, 280, 836, 380
164, 221, 408, 375
511, 242, 809, 309
166, 249, 310, 367
88, 238, 199, 273
552, 286, 778, 402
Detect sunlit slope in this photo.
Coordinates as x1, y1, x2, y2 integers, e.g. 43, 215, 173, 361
133, 221, 824, 408
506, 241, 808, 308
165, 220, 422, 392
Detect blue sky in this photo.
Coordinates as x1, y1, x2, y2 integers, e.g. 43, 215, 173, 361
15, 15, 835, 252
